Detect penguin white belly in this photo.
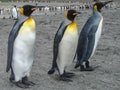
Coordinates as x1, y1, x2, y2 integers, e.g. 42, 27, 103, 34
57, 29, 78, 74
91, 18, 103, 57
12, 8, 17, 19
12, 29, 36, 81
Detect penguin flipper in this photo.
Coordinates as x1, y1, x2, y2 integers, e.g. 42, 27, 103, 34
75, 34, 89, 68
48, 21, 67, 74
6, 17, 28, 72
85, 26, 98, 60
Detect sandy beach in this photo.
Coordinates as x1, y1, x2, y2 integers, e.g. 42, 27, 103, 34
0, 1, 120, 90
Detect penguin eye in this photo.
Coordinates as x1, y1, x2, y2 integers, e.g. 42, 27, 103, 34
93, 5, 98, 11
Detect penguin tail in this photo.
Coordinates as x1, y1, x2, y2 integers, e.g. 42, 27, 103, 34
48, 67, 55, 75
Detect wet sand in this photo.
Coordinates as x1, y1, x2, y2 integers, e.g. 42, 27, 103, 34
0, 2, 120, 90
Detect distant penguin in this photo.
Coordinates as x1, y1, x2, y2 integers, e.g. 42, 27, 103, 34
12, 5, 18, 20
6, 5, 38, 88
75, 1, 112, 71
48, 10, 80, 81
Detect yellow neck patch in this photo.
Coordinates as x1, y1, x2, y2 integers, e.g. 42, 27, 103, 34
93, 5, 98, 11
19, 17, 36, 34
19, 7, 24, 15
64, 21, 78, 35
68, 21, 77, 29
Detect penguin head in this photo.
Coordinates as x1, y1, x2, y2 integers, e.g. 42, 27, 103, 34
14, 5, 16, 7
66, 10, 80, 21
19, 5, 37, 17
93, 0, 112, 12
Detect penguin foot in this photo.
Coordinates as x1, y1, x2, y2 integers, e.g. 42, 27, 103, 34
48, 68, 55, 75
9, 77, 15, 84
22, 80, 35, 86
85, 66, 94, 71
9, 77, 29, 88
80, 65, 94, 71
60, 75, 72, 82
22, 76, 35, 86
15, 81, 30, 88
64, 71, 75, 78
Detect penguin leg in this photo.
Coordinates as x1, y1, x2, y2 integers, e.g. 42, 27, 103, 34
85, 61, 94, 71
63, 71, 75, 78
22, 76, 35, 86
9, 68, 15, 83
48, 66, 55, 74
59, 69, 72, 82
80, 64, 86, 71
60, 74, 72, 82
9, 69, 29, 88
15, 81, 30, 88
79, 62, 94, 71
48, 61, 57, 74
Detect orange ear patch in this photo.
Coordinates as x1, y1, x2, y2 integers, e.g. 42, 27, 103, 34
31, 8, 38, 11
19, 7, 24, 15
93, 5, 98, 11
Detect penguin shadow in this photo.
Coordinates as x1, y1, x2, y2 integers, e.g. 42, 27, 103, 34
53, 74, 75, 83
48, 62, 101, 82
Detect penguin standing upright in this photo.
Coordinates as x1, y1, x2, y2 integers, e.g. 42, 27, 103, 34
6, 5, 38, 88
75, 1, 112, 71
12, 5, 18, 20
48, 10, 80, 81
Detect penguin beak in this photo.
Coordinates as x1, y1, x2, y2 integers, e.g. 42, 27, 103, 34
102, 0, 113, 7
31, 7, 38, 11
73, 12, 81, 16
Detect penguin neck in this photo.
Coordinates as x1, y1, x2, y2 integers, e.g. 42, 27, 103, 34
18, 11, 28, 20
93, 10, 103, 19
64, 18, 72, 25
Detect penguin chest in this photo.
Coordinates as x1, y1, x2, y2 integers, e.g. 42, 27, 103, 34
12, 8, 17, 18
92, 18, 103, 56
13, 17, 36, 68
58, 24, 79, 66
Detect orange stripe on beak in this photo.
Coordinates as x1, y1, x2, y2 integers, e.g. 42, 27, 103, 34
31, 8, 38, 11
73, 13, 78, 16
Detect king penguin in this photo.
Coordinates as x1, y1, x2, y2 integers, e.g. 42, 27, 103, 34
75, 0, 112, 71
48, 10, 80, 81
12, 5, 18, 20
6, 5, 38, 88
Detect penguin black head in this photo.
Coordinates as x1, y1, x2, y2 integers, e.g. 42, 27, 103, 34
19, 5, 37, 17
14, 5, 16, 7
93, 0, 112, 12
66, 10, 80, 21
